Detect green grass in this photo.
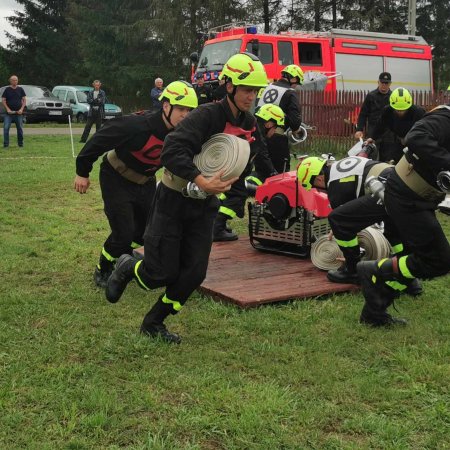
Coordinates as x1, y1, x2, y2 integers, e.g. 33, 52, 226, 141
1, 136, 449, 449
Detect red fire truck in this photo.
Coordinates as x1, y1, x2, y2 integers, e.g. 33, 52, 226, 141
191, 23, 433, 92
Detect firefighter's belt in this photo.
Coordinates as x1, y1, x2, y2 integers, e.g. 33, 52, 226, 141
161, 170, 188, 192
107, 150, 154, 185
395, 156, 445, 202
364, 163, 392, 195
194, 133, 250, 181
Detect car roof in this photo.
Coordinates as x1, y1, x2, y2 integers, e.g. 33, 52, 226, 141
53, 85, 92, 91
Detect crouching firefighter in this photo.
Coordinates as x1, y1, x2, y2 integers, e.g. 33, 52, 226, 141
213, 61, 276, 242
73, 81, 198, 288
105, 52, 269, 343
356, 104, 450, 326
296, 152, 421, 295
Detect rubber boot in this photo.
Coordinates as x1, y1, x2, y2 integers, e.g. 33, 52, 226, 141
357, 258, 407, 326
94, 253, 114, 288
404, 278, 422, 296
213, 213, 238, 242
105, 254, 138, 303
327, 247, 361, 284
140, 295, 181, 344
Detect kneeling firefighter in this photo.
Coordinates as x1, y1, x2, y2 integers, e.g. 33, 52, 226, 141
357, 104, 450, 326
245, 104, 287, 194
106, 53, 272, 343
74, 81, 197, 288
296, 150, 421, 295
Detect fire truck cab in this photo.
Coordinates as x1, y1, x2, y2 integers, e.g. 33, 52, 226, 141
192, 23, 433, 92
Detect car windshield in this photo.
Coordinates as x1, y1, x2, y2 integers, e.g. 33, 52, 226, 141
77, 91, 88, 103
198, 39, 242, 69
22, 86, 54, 98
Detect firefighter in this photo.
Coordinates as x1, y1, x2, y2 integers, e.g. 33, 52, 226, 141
365, 87, 425, 163
105, 52, 269, 343
256, 64, 304, 171
356, 104, 450, 326
74, 81, 198, 288
194, 73, 213, 105
354, 72, 396, 162
296, 152, 421, 296
245, 104, 287, 193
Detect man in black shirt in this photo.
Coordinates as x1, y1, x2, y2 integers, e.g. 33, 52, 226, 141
194, 73, 213, 105
2, 75, 26, 148
365, 87, 426, 163
74, 81, 197, 288
79, 80, 106, 143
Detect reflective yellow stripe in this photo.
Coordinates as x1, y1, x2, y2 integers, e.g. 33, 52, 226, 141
378, 258, 388, 268
219, 206, 236, 219
386, 280, 407, 291
335, 237, 358, 248
391, 243, 404, 255
134, 260, 151, 290
101, 247, 116, 262
246, 176, 263, 185
218, 193, 227, 200
131, 241, 141, 249
162, 294, 182, 311
339, 175, 356, 183
399, 256, 414, 279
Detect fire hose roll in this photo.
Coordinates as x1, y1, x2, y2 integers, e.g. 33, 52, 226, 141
193, 133, 251, 181
310, 226, 392, 271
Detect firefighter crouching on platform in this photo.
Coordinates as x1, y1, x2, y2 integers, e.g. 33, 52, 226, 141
356, 104, 450, 326
245, 104, 287, 193
74, 81, 198, 288
365, 88, 425, 163
296, 150, 421, 296
213, 58, 277, 242
256, 64, 304, 172
105, 52, 269, 343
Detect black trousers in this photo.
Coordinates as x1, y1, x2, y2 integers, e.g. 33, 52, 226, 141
80, 112, 102, 142
100, 160, 156, 259
384, 173, 450, 279
268, 134, 290, 173
329, 194, 403, 253
136, 183, 219, 304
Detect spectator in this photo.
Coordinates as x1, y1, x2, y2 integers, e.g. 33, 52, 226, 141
212, 78, 227, 102
2, 75, 26, 149
80, 80, 106, 143
150, 78, 164, 110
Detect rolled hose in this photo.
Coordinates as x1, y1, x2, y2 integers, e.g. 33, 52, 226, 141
193, 133, 250, 181
310, 226, 392, 271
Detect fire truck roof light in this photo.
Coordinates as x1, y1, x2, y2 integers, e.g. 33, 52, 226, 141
246, 26, 257, 34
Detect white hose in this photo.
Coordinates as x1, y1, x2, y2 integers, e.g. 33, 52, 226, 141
193, 133, 250, 181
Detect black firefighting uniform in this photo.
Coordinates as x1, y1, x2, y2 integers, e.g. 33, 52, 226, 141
75, 110, 169, 274
371, 104, 426, 163
133, 99, 270, 314
376, 106, 450, 297
356, 88, 396, 162
195, 85, 213, 105
325, 157, 404, 268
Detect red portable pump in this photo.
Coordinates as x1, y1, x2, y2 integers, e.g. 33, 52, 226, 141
248, 170, 332, 257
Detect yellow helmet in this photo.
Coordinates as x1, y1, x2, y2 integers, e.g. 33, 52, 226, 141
255, 104, 285, 127
159, 81, 198, 109
390, 87, 413, 111
297, 156, 327, 190
219, 52, 268, 88
281, 64, 304, 85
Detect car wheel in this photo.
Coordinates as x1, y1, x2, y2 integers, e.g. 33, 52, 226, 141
76, 113, 86, 123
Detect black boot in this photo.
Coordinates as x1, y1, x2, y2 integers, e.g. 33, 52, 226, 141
105, 254, 137, 303
140, 296, 181, 344
327, 262, 360, 284
213, 213, 238, 242
404, 278, 422, 296
357, 260, 407, 326
94, 253, 115, 288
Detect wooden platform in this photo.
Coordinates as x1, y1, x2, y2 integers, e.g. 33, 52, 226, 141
198, 238, 359, 308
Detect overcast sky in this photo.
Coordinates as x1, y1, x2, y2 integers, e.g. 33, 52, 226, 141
0, 0, 23, 48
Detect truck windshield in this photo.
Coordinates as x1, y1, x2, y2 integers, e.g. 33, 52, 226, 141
198, 39, 242, 69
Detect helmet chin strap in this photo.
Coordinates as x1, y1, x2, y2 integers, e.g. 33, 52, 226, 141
163, 104, 175, 128
228, 86, 244, 114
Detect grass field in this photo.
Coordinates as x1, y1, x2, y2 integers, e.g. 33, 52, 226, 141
0, 136, 449, 449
